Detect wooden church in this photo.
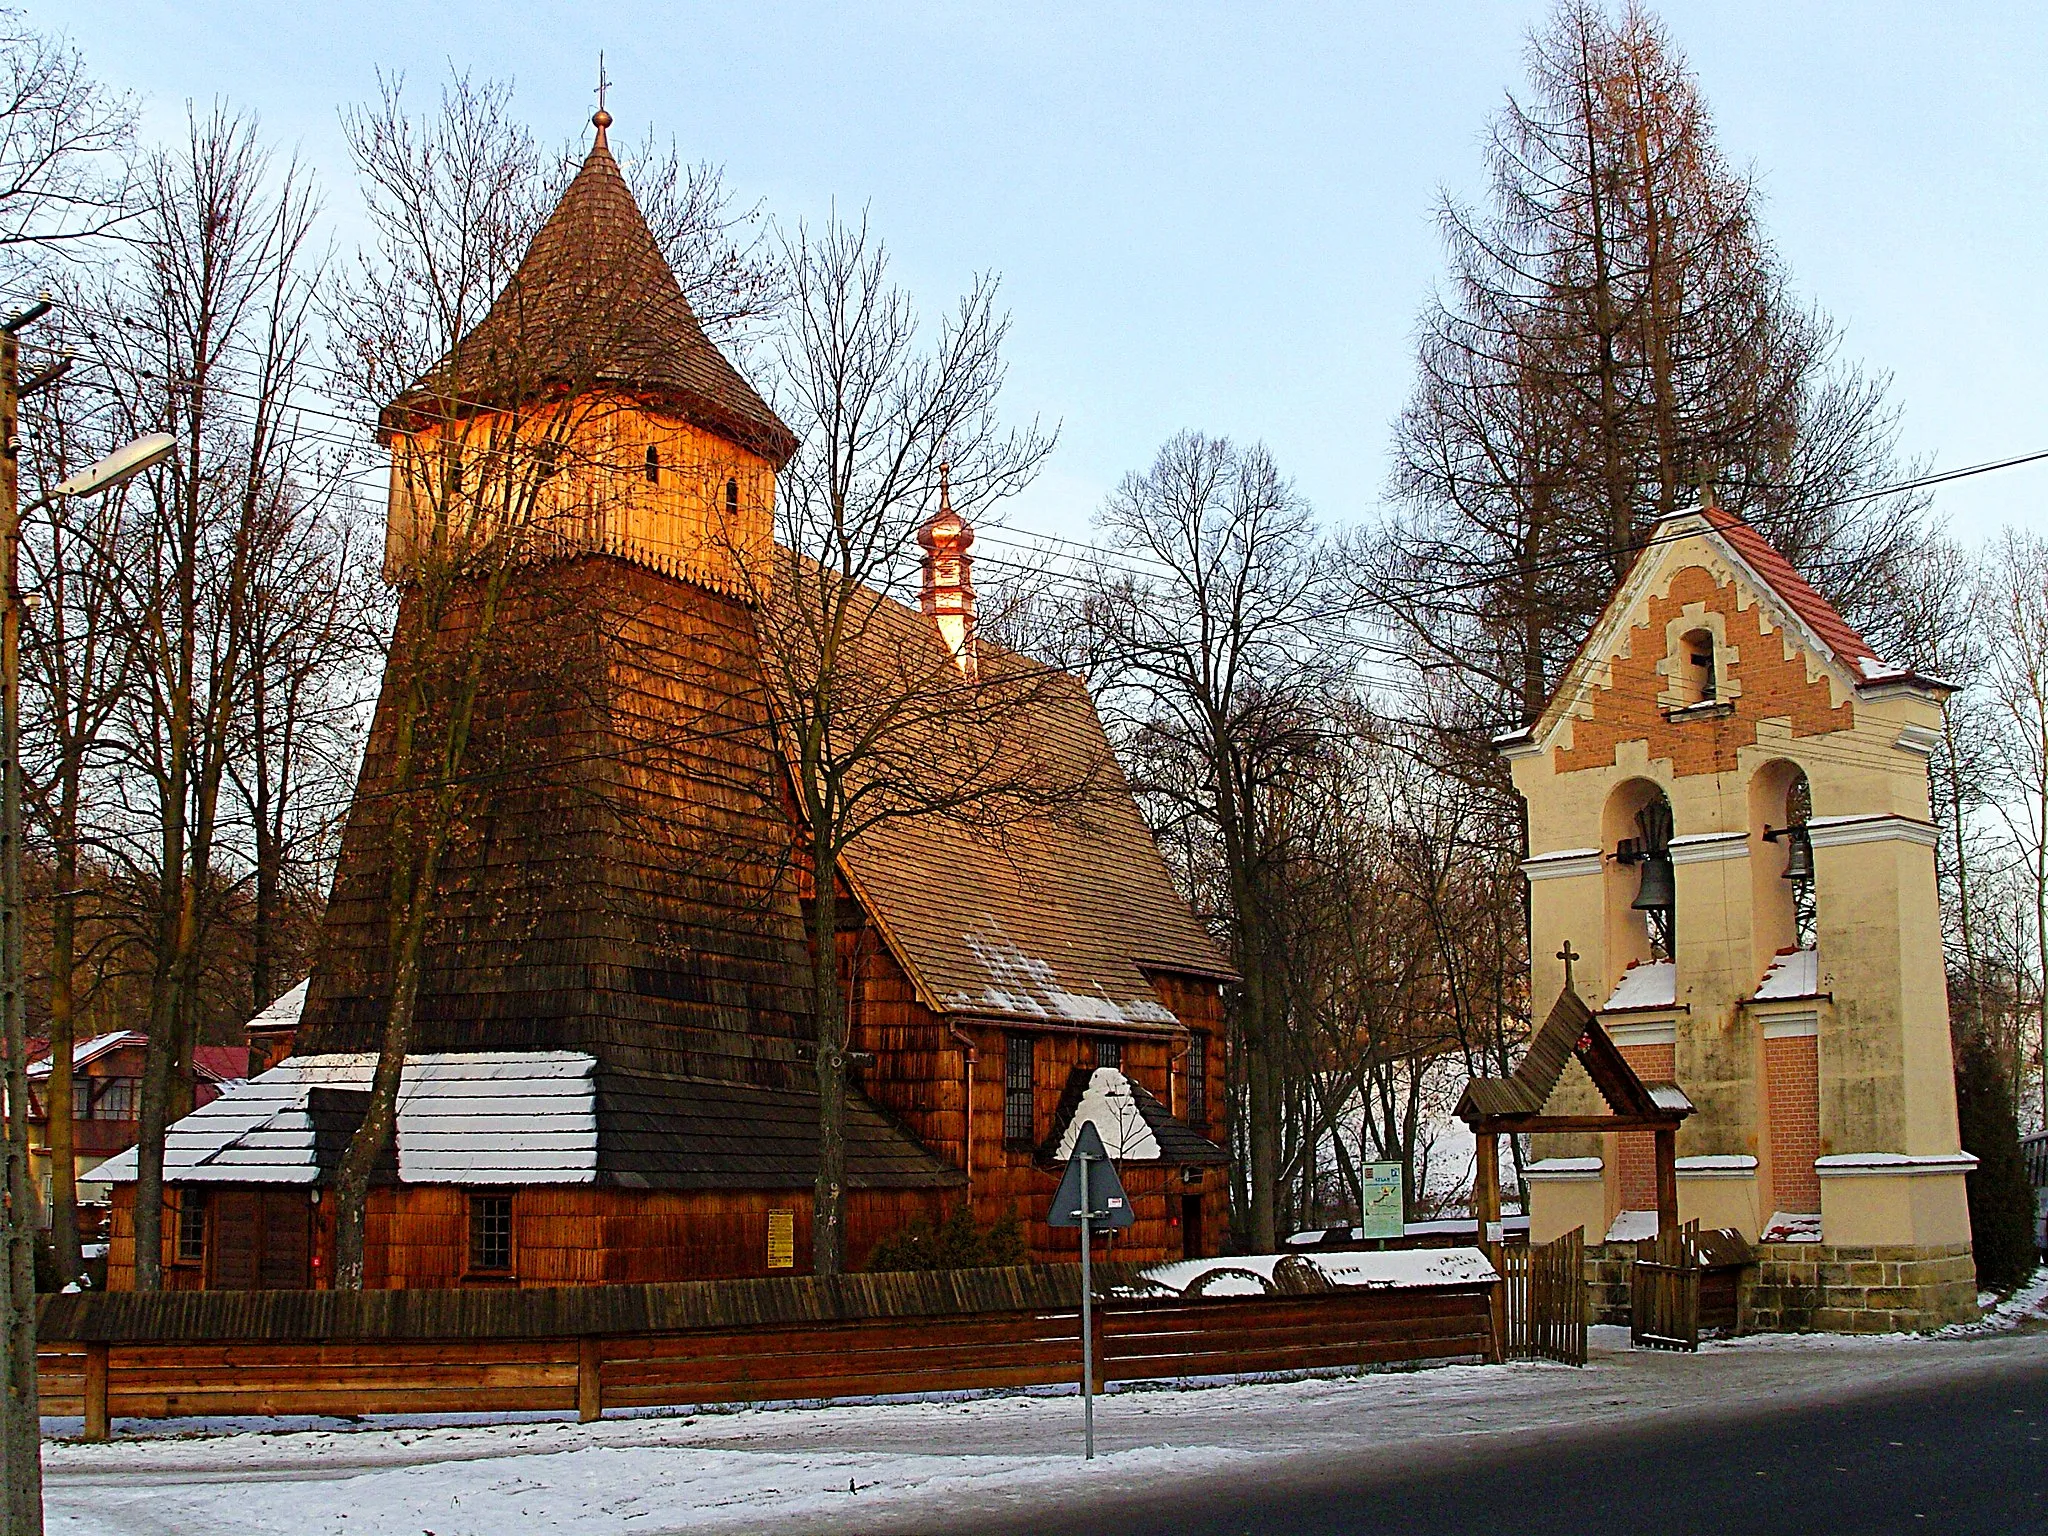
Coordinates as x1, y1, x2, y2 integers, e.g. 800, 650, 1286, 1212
101, 109, 1232, 1291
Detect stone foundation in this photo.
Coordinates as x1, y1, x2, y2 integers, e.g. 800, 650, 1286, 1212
1583, 1242, 1635, 1326
1745, 1241, 1979, 1333
1581, 1239, 1979, 1334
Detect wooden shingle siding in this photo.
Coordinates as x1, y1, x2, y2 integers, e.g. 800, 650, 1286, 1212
297, 559, 815, 1087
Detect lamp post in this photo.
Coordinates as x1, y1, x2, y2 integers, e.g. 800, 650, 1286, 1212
0, 296, 173, 1533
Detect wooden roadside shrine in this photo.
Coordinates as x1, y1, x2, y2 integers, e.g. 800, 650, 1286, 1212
1456, 943, 1694, 1254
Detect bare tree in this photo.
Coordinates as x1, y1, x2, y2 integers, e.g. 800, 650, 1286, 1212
751, 213, 1068, 1274
0, 10, 134, 277
1982, 530, 2048, 1131
1075, 433, 1336, 1251
226, 481, 377, 1017
86, 106, 325, 1291
1369, 0, 1934, 732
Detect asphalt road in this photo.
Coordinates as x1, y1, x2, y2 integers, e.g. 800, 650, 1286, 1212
977, 1350, 2048, 1536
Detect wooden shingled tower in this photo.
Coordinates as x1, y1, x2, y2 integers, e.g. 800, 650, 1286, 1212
119, 104, 1235, 1291
298, 110, 818, 1088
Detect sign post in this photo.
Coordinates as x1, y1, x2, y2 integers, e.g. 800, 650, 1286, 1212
1048, 1120, 1133, 1460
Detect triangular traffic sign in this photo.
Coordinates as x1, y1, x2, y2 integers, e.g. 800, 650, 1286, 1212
1047, 1120, 1135, 1228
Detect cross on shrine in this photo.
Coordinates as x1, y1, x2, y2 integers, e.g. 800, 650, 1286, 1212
1556, 939, 1581, 994
596, 53, 610, 117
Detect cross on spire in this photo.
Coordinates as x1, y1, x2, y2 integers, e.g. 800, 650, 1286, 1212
1556, 939, 1581, 995
593, 53, 613, 144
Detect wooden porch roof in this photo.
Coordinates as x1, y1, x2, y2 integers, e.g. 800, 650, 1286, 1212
1456, 984, 1693, 1133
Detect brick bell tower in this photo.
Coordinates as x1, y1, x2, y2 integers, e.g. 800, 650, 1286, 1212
1498, 501, 1978, 1332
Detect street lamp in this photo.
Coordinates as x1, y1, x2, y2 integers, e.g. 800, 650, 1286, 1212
0, 292, 174, 1528
51, 433, 175, 500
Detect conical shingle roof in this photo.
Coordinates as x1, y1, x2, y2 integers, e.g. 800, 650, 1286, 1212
382, 115, 797, 466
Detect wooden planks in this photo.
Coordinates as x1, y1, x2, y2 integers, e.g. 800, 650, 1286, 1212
35, 1275, 1500, 1428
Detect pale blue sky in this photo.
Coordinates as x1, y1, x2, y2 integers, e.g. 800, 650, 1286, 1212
56, 1, 2048, 550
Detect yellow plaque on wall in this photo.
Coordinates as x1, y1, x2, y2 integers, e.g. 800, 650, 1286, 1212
767, 1209, 795, 1269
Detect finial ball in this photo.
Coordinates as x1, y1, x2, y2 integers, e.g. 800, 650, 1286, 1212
593, 109, 613, 131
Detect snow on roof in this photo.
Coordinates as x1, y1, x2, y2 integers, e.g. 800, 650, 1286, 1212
1603, 959, 1676, 1012
91, 1052, 597, 1186
1284, 1216, 1532, 1246
1647, 1083, 1694, 1113
247, 978, 308, 1032
1674, 1154, 1757, 1173
25, 1031, 143, 1080
1755, 948, 1819, 1000
944, 932, 1179, 1028
1137, 1248, 1498, 1297
1603, 1209, 1660, 1243
1053, 1068, 1161, 1161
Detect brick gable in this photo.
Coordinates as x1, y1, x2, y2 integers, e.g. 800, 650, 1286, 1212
1554, 563, 1854, 777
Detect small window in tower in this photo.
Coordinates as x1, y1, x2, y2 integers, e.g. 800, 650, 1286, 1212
1675, 628, 1717, 705
645, 445, 660, 484
725, 477, 740, 518
1186, 1031, 1208, 1129
468, 1191, 514, 1273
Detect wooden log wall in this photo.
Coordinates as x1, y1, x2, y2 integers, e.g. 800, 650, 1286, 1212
36, 1267, 1498, 1431
842, 933, 1234, 1267
107, 1182, 950, 1292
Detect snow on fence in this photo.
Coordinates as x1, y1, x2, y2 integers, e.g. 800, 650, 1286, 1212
34, 1258, 1501, 1437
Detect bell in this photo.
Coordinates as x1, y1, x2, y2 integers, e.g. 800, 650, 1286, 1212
1781, 828, 1814, 883
1631, 852, 1676, 912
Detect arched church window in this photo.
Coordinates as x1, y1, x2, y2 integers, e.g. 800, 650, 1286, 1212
645, 445, 660, 485
726, 477, 740, 518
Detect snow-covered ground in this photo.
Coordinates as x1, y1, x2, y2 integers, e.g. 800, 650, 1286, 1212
42, 1269, 2048, 1536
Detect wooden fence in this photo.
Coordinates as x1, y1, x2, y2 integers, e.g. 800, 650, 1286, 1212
1630, 1228, 1700, 1352
1500, 1228, 1587, 1366
35, 1263, 1500, 1437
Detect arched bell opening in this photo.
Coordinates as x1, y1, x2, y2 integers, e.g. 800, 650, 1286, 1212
1751, 760, 1817, 980
1603, 778, 1676, 990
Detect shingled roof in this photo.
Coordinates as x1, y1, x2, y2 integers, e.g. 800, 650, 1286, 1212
1699, 505, 1886, 676
763, 564, 1233, 1034
382, 115, 797, 466
96, 1053, 959, 1194
1455, 986, 1692, 1127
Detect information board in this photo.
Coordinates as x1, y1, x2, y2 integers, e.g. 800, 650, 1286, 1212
767, 1208, 795, 1269
1358, 1162, 1405, 1240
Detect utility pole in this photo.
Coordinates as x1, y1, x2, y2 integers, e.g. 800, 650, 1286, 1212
0, 301, 163, 1530
0, 299, 46, 1536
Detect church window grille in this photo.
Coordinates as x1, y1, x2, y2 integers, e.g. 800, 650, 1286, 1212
1187, 1032, 1208, 1128
1004, 1034, 1035, 1145
1095, 1038, 1122, 1069
176, 1189, 207, 1266
468, 1192, 514, 1273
